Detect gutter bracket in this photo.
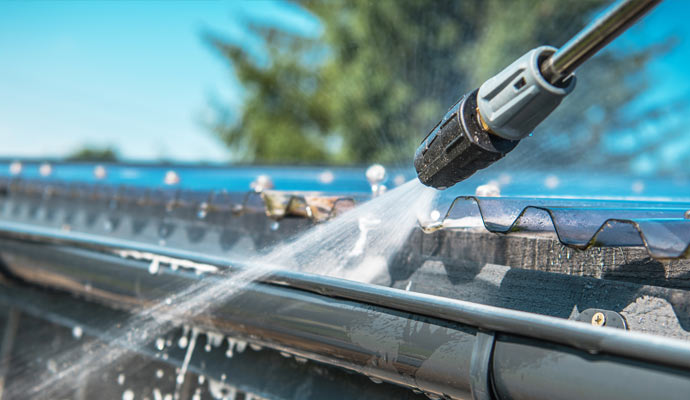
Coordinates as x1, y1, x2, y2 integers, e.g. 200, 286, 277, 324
575, 308, 628, 330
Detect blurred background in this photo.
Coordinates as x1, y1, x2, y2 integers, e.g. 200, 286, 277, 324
1, 0, 689, 178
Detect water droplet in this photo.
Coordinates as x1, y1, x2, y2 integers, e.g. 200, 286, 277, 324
72, 326, 83, 339
117, 374, 126, 385
9, 161, 22, 175
429, 210, 440, 221
270, 221, 279, 231
249, 343, 262, 351
393, 174, 406, 186
204, 343, 212, 352
235, 340, 247, 353
206, 331, 224, 349
544, 175, 560, 189
47, 359, 57, 373
149, 259, 160, 275
475, 181, 501, 197
250, 175, 274, 192
197, 202, 208, 219
366, 164, 386, 185
294, 356, 307, 364
371, 183, 387, 197
279, 351, 291, 358
225, 338, 235, 358
178, 335, 188, 349
156, 369, 164, 379
318, 170, 335, 184
94, 165, 107, 179
198, 375, 205, 385
369, 376, 383, 384
165, 298, 172, 305
39, 163, 52, 177
122, 389, 134, 400
632, 180, 645, 194
155, 338, 165, 351
164, 170, 180, 185
208, 379, 236, 400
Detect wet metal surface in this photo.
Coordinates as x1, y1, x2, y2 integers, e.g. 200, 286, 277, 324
434, 196, 690, 259
0, 224, 689, 372
3, 173, 690, 259
0, 287, 426, 400
2, 162, 690, 399
492, 335, 690, 400
2, 230, 690, 399
0, 239, 477, 399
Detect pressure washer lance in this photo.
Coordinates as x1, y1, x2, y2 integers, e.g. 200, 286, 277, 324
414, 0, 661, 189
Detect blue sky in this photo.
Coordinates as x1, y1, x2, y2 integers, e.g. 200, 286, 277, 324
0, 0, 318, 162
0, 0, 688, 166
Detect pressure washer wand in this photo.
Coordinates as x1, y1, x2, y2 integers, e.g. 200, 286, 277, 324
414, 0, 661, 189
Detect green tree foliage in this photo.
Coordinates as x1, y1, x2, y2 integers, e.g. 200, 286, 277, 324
209, 0, 664, 168
66, 146, 119, 162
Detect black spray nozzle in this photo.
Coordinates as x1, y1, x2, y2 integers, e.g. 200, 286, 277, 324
414, 47, 575, 190
414, 90, 519, 189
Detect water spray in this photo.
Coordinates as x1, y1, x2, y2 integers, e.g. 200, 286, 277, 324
414, 0, 661, 189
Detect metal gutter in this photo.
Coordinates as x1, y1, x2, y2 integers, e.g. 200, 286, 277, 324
0, 278, 436, 400
0, 237, 478, 399
0, 221, 690, 399
0, 219, 689, 369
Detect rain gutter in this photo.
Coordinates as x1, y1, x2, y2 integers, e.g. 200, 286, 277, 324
0, 220, 688, 399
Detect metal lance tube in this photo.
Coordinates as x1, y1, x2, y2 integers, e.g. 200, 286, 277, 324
541, 0, 662, 84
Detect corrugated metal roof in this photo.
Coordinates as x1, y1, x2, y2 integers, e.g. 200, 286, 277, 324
431, 196, 690, 259
1, 161, 689, 260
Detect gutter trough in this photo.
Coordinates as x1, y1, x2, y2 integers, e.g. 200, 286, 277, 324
0, 220, 689, 399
